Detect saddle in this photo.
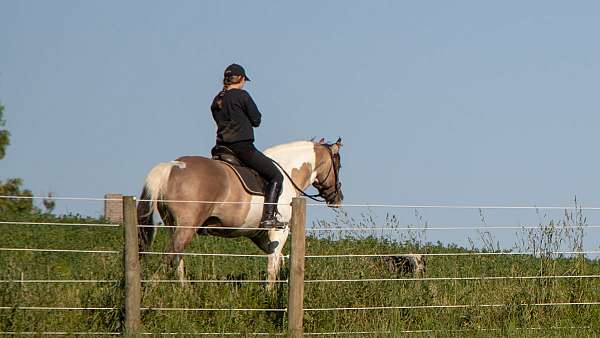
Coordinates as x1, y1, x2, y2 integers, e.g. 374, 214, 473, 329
211, 145, 266, 196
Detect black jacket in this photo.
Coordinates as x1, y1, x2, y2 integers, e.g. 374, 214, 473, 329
211, 89, 262, 144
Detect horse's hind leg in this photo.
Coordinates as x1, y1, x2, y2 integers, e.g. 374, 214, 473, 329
163, 209, 209, 285
176, 255, 186, 286
164, 226, 196, 284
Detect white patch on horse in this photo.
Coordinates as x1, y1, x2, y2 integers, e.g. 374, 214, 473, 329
266, 227, 290, 287
268, 227, 290, 246
264, 141, 316, 223
241, 195, 264, 226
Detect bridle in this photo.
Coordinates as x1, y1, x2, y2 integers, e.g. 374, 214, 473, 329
272, 145, 342, 203
312, 147, 342, 202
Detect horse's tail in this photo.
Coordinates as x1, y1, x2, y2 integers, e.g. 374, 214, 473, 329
137, 161, 184, 251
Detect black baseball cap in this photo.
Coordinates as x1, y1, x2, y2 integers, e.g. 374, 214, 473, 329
224, 63, 251, 81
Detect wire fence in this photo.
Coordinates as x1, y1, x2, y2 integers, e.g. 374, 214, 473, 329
2, 194, 599, 335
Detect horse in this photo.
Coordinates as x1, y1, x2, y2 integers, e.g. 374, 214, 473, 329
136, 138, 344, 289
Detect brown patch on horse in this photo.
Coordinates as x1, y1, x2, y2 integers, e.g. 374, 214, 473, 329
165, 156, 253, 231
313, 144, 331, 181
291, 162, 313, 190
213, 162, 255, 230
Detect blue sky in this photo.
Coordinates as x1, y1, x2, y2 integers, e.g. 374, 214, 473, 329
1, 1, 600, 248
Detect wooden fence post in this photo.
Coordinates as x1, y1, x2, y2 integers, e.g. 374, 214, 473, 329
288, 197, 306, 338
123, 196, 141, 335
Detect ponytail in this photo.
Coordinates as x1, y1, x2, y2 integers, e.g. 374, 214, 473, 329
214, 75, 244, 109
215, 86, 227, 110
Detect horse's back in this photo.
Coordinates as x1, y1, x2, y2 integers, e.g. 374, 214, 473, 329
166, 156, 231, 202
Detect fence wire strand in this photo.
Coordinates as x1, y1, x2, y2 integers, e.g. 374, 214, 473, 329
0, 195, 121, 202
0, 327, 591, 336
3, 194, 600, 210
304, 326, 592, 335
305, 302, 600, 311
140, 307, 287, 312
0, 279, 118, 284
0, 247, 118, 254
0, 221, 119, 227
138, 224, 282, 231
139, 333, 284, 336
306, 225, 600, 231
3, 274, 598, 285
305, 251, 600, 258
306, 202, 600, 210
5, 220, 598, 232
0, 332, 120, 336
3, 302, 597, 313
0, 306, 117, 311
141, 279, 287, 284
304, 274, 600, 283
139, 251, 287, 258
0, 279, 288, 284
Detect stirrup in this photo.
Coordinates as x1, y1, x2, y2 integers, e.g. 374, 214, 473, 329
259, 218, 287, 229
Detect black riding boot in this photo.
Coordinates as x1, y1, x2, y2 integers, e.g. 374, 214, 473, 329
260, 181, 285, 229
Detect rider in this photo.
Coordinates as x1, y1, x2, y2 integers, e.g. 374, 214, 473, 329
210, 63, 285, 229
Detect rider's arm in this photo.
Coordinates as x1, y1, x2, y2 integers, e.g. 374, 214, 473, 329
242, 91, 262, 128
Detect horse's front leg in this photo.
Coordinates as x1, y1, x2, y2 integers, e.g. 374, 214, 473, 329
251, 228, 290, 292
267, 251, 285, 291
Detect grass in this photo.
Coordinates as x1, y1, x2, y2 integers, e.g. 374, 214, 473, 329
0, 208, 599, 337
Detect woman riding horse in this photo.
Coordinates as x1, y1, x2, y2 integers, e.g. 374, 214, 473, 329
211, 64, 284, 229
136, 64, 344, 286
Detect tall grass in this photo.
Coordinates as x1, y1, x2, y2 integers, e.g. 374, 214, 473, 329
0, 207, 599, 337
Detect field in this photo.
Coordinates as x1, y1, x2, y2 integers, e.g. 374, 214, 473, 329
1, 209, 599, 337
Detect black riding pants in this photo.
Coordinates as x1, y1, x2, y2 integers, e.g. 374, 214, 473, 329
226, 141, 284, 185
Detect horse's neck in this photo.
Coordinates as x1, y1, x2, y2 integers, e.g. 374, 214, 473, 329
264, 141, 317, 192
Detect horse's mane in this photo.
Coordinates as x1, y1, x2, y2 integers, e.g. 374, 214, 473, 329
264, 140, 315, 157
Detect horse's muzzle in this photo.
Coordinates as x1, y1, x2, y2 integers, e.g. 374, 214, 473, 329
327, 185, 343, 208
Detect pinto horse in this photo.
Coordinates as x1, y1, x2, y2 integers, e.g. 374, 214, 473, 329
136, 138, 343, 288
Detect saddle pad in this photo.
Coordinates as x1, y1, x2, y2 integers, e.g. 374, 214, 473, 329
220, 161, 266, 196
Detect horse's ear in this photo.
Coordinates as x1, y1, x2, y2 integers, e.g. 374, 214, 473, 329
330, 138, 343, 154
318, 138, 326, 144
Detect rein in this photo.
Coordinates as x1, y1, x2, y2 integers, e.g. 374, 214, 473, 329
271, 160, 326, 202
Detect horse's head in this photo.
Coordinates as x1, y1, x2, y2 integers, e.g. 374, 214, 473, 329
313, 138, 344, 207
